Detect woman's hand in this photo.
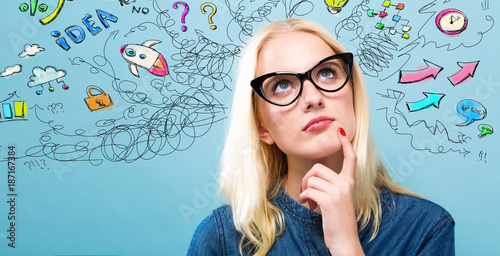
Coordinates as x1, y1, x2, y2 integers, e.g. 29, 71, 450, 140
298, 128, 364, 255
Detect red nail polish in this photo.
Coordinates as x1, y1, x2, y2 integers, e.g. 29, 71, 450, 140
300, 187, 303, 193
339, 127, 346, 136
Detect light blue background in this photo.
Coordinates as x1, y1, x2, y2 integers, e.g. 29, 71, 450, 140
0, 0, 499, 255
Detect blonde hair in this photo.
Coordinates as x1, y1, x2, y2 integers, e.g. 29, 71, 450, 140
218, 18, 418, 256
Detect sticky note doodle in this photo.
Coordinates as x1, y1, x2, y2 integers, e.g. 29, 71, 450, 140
456, 99, 487, 127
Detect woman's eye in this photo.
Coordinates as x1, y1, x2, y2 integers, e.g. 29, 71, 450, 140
317, 67, 338, 81
320, 69, 334, 78
274, 81, 291, 93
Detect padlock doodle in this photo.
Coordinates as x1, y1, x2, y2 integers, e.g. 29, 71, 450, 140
84, 85, 114, 112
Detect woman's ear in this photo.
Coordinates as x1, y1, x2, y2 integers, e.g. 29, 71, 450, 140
258, 122, 275, 145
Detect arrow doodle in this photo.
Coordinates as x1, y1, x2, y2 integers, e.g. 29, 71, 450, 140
448, 61, 479, 86
0, 92, 20, 103
398, 60, 444, 84
406, 92, 445, 112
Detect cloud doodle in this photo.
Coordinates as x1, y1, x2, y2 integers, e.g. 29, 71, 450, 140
27, 66, 67, 88
0, 64, 23, 78
18, 44, 45, 58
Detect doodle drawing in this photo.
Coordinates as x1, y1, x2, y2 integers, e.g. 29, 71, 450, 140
84, 85, 114, 112
0, 65, 23, 78
1, 101, 27, 122
435, 9, 468, 35
27, 66, 69, 95
325, 0, 349, 14
201, 2, 217, 30
478, 124, 493, 138
120, 40, 168, 77
448, 61, 479, 86
456, 99, 487, 127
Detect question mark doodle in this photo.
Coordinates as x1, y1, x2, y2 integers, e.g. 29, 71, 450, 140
40, 159, 49, 170
35, 160, 43, 169
55, 103, 64, 113
173, 2, 189, 32
201, 3, 217, 30
24, 161, 33, 171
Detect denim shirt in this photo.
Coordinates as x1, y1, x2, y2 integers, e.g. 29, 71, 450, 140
187, 187, 455, 255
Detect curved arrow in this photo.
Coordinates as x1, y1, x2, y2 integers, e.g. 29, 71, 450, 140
0, 91, 19, 103
406, 92, 445, 112
398, 60, 444, 84
448, 61, 479, 86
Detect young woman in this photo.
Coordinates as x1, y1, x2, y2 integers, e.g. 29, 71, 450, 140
187, 18, 454, 256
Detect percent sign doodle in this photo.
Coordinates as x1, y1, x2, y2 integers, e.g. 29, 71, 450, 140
19, 0, 69, 25
201, 3, 217, 30
19, 0, 49, 15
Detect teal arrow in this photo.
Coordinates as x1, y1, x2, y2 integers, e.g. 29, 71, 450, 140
406, 92, 445, 112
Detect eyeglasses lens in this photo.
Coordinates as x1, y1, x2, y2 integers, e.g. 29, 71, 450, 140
261, 58, 349, 105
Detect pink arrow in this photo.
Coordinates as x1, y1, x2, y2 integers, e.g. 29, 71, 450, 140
398, 60, 444, 84
448, 61, 479, 86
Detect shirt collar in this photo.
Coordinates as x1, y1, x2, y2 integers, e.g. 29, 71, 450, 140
271, 185, 393, 225
272, 185, 323, 224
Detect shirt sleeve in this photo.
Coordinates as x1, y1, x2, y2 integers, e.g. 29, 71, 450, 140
417, 215, 455, 255
187, 211, 222, 256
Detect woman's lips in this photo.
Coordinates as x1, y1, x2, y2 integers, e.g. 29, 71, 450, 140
303, 116, 333, 132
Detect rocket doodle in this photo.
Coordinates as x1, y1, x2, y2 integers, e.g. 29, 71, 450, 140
120, 40, 168, 77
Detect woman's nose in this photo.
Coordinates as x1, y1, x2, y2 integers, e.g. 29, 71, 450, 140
300, 79, 324, 111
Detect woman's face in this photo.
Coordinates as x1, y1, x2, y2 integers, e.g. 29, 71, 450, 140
256, 31, 356, 161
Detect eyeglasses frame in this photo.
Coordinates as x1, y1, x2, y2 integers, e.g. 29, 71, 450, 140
250, 52, 354, 106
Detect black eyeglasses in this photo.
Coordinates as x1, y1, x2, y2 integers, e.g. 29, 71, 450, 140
251, 52, 353, 106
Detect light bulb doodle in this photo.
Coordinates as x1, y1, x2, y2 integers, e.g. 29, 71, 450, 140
324, 0, 349, 14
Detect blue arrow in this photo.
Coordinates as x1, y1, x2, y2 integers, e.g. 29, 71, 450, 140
406, 92, 445, 112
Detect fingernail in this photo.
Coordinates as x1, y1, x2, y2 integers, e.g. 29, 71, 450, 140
339, 127, 346, 136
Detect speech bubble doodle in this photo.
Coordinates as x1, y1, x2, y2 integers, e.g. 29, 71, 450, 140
456, 99, 487, 126
478, 124, 493, 138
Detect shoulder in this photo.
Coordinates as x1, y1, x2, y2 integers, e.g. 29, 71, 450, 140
381, 189, 454, 228
374, 189, 455, 254
187, 205, 241, 256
